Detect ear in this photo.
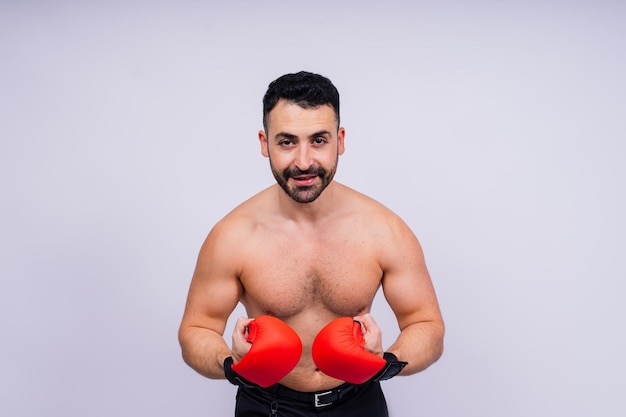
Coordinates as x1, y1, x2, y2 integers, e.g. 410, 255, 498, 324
337, 127, 346, 156
259, 130, 269, 157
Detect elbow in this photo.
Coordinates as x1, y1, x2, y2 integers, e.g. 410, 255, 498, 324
434, 338, 444, 363
178, 325, 193, 365
433, 321, 445, 362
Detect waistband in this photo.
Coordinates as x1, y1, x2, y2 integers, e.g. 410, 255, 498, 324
266, 381, 368, 408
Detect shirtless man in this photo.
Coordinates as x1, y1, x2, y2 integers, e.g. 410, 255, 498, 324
178, 71, 444, 416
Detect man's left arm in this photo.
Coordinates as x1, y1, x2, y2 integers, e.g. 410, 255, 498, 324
377, 215, 445, 375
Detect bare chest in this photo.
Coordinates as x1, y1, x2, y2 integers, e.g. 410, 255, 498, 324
239, 230, 383, 318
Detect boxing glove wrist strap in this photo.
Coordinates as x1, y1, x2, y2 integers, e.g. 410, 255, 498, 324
372, 352, 408, 382
223, 356, 260, 389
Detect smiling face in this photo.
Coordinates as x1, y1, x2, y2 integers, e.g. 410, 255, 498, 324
259, 100, 345, 203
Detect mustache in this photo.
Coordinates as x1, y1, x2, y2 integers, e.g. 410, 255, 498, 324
283, 166, 326, 178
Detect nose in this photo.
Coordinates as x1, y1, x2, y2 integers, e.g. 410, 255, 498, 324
294, 145, 312, 171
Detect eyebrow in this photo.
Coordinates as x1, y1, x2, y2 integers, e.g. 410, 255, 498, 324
274, 130, 332, 141
274, 132, 297, 141
309, 130, 332, 139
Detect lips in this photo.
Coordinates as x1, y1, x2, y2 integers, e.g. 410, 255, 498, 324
291, 175, 318, 186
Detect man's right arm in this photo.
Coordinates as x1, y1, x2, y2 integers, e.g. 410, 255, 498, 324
178, 220, 244, 379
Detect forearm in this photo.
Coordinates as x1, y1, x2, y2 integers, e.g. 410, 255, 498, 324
179, 326, 233, 380
387, 320, 445, 375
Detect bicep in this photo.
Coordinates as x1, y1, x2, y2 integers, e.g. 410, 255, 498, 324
380, 219, 442, 330
180, 225, 243, 336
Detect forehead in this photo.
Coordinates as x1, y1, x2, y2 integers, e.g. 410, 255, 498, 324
267, 100, 337, 134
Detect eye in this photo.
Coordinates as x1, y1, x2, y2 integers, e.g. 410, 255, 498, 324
313, 137, 327, 145
279, 139, 294, 146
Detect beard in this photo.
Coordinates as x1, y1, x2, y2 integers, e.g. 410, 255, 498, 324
270, 158, 338, 204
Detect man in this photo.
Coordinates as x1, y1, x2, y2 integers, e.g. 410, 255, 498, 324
179, 71, 444, 416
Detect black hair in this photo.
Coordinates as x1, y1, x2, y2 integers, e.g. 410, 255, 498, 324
262, 71, 340, 131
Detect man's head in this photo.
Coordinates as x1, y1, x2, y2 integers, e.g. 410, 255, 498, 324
259, 71, 345, 204
262, 71, 340, 133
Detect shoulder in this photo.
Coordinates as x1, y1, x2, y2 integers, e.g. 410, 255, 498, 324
337, 184, 422, 257
339, 183, 411, 232
201, 187, 274, 251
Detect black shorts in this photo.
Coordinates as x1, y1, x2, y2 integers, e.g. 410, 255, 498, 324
234, 380, 389, 417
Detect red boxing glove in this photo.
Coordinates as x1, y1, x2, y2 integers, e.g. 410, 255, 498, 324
312, 317, 387, 384
228, 316, 302, 388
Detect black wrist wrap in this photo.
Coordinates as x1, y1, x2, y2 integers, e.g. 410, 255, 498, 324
223, 356, 260, 388
372, 352, 408, 382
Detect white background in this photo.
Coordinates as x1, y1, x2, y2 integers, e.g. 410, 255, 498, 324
1, 1, 624, 416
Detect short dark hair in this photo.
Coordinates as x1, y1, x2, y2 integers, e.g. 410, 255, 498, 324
262, 71, 340, 132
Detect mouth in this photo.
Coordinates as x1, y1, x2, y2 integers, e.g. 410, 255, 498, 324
291, 175, 318, 186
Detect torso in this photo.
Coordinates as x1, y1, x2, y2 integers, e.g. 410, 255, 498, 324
227, 182, 391, 391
